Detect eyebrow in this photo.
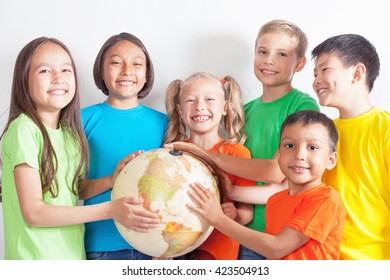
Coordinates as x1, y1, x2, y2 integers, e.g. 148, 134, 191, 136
107, 54, 145, 60
33, 62, 73, 70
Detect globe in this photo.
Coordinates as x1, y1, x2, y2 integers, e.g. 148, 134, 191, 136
111, 147, 221, 258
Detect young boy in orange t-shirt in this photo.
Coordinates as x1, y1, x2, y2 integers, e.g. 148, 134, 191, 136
189, 110, 346, 259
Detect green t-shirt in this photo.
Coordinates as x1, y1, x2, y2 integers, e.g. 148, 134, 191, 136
244, 88, 320, 232
1, 114, 85, 259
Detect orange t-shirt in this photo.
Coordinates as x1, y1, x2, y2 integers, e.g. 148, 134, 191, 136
195, 137, 255, 260
265, 183, 346, 260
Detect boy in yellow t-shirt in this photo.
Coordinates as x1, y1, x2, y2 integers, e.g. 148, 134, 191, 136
312, 34, 390, 259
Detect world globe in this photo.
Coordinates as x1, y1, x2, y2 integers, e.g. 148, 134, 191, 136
111, 146, 223, 258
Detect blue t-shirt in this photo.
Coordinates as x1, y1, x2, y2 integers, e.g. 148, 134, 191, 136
81, 102, 168, 253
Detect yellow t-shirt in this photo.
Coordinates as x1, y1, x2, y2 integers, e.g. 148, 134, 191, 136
323, 107, 390, 260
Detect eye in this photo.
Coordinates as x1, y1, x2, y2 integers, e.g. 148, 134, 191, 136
285, 143, 294, 149
38, 68, 51, 74
62, 67, 73, 73
278, 52, 287, 57
110, 60, 121, 65
308, 145, 318, 150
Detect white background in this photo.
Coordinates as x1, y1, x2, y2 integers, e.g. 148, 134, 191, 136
1, 0, 390, 259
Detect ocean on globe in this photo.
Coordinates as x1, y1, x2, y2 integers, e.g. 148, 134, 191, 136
111, 148, 220, 258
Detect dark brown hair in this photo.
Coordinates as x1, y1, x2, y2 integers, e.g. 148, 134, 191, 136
93, 32, 154, 98
280, 110, 338, 153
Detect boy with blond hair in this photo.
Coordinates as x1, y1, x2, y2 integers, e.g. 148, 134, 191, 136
208, 19, 320, 260
312, 34, 390, 259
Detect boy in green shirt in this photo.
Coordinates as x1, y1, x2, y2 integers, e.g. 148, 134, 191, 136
208, 19, 320, 260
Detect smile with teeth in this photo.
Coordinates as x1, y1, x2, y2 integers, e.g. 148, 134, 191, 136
48, 89, 67, 95
261, 69, 277, 74
317, 88, 327, 95
290, 166, 309, 173
192, 115, 211, 122
117, 80, 135, 86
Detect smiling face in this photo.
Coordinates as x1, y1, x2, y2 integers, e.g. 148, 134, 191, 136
177, 76, 227, 139
254, 32, 304, 90
28, 41, 76, 125
277, 121, 337, 194
103, 40, 147, 108
312, 53, 355, 109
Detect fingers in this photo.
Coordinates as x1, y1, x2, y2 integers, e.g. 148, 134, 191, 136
121, 150, 144, 166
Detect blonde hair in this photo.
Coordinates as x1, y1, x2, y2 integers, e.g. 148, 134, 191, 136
164, 72, 247, 145
255, 19, 308, 59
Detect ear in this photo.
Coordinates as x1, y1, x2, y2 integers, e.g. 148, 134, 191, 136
294, 56, 307, 73
326, 152, 338, 170
222, 100, 228, 116
352, 63, 366, 84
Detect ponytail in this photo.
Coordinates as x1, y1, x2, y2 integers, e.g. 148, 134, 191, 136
222, 76, 247, 144
164, 80, 188, 144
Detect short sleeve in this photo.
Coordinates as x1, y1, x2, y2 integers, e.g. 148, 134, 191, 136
2, 117, 41, 171
287, 189, 341, 244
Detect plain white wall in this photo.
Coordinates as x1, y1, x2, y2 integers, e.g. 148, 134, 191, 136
1, 0, 389, 259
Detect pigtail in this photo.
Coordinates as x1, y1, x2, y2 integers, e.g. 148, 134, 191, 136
164, 79, 188, 144
222, 76, 247, 145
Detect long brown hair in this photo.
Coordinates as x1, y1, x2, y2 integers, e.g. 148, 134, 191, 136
164, 72, 247, 145
0, 37, 89, 197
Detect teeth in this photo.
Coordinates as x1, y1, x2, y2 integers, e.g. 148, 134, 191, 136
262, 69, 276, 74
192, 116, 210, 122
118, 81, 135, 86
49, 89, 66, 95
318, 88, 327, 94
291, 166, 308, 172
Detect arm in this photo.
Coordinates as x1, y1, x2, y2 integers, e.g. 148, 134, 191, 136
210, 153, 285, 184
14, 163, 159, 232
168, 142, 285, 183
229, 181, 288, 205
78, 151, 144, 200
188, 182, 309, 259
220, 170, 288, 205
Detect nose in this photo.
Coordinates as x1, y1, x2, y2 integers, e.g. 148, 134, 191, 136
195, 100, 206, 111
52, 70, 65, 84
293, 146, 306, 160
264, 54, 274, 65
121, 64, 133, 76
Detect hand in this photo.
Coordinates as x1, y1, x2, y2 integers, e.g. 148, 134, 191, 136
111, 197, 160, 232
109, 151, 144, 186
187, 182, 225, 226
221, 202, 237, 220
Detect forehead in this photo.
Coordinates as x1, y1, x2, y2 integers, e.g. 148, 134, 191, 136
31, 42, 71, 64
256, 32, 298, 49
181, 76, 224, 95
106, 40, 145, 58
315, 52, 343, 67
282, 122, 329, 139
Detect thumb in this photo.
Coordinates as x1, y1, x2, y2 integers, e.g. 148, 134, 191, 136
124, 196, 144, 205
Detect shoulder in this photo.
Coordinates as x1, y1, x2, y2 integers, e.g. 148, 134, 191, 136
289, 89, 320, 111
4, 114, 39, 139
142, 105, 168, 119
81, 103, 104, 117
219, 142, 252, 158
